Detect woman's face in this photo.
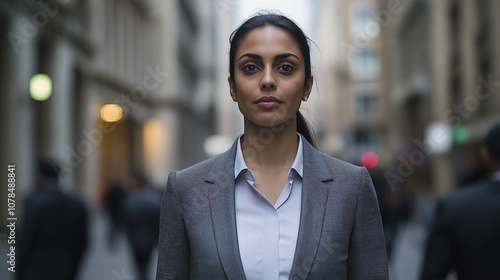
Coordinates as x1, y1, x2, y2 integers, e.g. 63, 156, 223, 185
229, 26, 313, 128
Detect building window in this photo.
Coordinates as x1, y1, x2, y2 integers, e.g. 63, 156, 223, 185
351, 7, 379, 39
350, 49, 380, 80
353, 128, 379, 157
355, 90, 378, 117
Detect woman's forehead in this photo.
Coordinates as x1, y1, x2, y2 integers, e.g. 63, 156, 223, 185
236, 26, 302, 59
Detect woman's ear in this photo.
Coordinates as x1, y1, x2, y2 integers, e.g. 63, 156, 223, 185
228, 77, 237, 102
303, 76, 314, 101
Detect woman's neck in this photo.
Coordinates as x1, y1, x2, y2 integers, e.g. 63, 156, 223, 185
241, 120, 299, 172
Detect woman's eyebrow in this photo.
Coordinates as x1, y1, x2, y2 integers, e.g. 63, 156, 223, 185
239, 53, 261, 61
238, 53, 300, 61
275, 53, 299, 61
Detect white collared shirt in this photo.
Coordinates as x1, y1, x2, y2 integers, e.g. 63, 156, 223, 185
234, 134, 303, 280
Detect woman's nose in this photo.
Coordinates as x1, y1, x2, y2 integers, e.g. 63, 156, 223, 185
260, 68, 277, 90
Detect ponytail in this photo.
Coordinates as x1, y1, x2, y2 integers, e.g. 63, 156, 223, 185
296, 111, 316, 148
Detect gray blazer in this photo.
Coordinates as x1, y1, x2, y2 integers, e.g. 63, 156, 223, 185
156, 136, 389, 280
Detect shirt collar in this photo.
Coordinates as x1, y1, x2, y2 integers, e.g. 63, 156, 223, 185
234, 136, 247, 178
234, 134, 304, 179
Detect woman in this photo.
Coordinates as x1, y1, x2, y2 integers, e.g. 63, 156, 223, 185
156, 12, 388, 280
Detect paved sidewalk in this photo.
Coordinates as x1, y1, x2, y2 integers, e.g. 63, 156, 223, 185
78, 212, 158, 280
0, 212, 157, 280
389, 222, 426, 280
389, 220, 459, 280
2, 216, 448, 280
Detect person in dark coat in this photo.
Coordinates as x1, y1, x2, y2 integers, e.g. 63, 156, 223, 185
420, 122, 500, 279
122, 175, 162, 280
105, 181, 126, 249
17, 159, 89, 280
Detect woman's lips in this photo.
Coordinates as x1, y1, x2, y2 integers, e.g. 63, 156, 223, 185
255, 96, 282, 109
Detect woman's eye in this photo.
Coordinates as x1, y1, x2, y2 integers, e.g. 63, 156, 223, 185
243, 64, 259, 73
278, 64, 294, 73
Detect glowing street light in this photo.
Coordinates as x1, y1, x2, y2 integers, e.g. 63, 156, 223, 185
361, 151, 379, 169
30, 74, 52, 101
425, 123, 452, 153
100, 104, 123, 122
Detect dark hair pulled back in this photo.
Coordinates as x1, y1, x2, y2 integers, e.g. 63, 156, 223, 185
229, 11, 316, 148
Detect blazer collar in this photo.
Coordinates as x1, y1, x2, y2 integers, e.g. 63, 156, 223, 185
289, 137, 331, 279
206, 139, 246, 279
206, 135, 332, 280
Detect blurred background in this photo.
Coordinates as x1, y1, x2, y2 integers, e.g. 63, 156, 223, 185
1, 0, 500, 279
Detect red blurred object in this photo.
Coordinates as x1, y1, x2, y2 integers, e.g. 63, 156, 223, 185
361, 151, 379, 169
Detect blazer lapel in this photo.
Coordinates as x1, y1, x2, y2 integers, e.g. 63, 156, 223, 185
206, 140, 247, 280
289, 139, 331, 279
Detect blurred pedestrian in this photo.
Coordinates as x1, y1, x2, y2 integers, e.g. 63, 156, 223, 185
420, 122, 500, 279
122, 174, 161, 280
156, 11, 388, 280
105, 181, 126, 250
17, 159, 89, 280
373, 173, 411, 260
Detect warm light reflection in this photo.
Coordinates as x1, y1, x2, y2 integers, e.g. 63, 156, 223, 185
30, 74, 52, 101
143, 118, 169, 186
100, 104, 123, 122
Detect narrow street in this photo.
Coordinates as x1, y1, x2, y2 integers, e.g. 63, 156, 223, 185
78, 211, 158, 280
0, 211, 158, 280
389, 222, 426, 280
1, 214, 430, 280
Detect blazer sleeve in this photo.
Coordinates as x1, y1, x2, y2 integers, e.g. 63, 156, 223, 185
347, 167, 389, 280
419, 199, 452, 280
156, 171, 190, 280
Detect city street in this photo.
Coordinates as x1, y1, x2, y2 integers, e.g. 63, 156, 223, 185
78, 211, 158, 280
389, 222, 426, 280
0, 210, 158, 280
79, 211, 157, 280
1, 0, 499, 279
1, 213, 430, 280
